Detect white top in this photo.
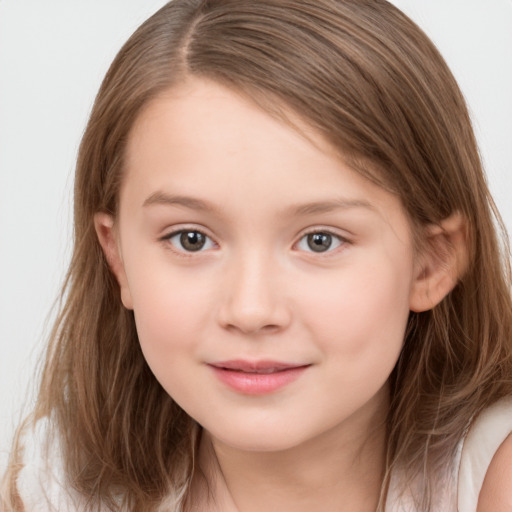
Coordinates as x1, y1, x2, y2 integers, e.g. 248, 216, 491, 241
385, 397, 512, 511
15, 397, 512, 511
16, 422, 85, 511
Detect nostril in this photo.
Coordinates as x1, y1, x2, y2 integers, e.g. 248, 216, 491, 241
224, 321, 281, 336
217, 269, 292, 334
261, 324, 281, 333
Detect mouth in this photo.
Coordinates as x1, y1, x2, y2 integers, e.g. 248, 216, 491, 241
208, 360, 310, 394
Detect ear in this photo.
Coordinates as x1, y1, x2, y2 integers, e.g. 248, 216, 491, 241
409, 213, 468, 313
94, 212, 133, 310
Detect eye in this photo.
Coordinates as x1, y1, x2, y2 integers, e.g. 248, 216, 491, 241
296, 231, 344, 253
164, 230, 215, 253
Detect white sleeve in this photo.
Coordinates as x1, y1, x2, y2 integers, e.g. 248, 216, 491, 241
16, 418, 86, 512
457, 397, 512, 512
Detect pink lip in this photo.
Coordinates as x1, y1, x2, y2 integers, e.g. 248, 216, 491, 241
209, 360, 310, 395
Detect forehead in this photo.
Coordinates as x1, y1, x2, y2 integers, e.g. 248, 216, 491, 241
122, 78, 410, 232
126, 79, 332, 167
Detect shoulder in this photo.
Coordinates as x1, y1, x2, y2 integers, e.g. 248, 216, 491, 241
458, 397, 512, 512
477, 432, 512, 511
15, 416, 87, 511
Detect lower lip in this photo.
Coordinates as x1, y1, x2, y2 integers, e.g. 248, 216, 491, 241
210, 366, 309, 395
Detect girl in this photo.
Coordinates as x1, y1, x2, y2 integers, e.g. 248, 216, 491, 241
2, 0, 512, 510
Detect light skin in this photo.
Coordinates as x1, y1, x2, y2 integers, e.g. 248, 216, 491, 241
477, 432, 512, 511
95, 78, 470, 511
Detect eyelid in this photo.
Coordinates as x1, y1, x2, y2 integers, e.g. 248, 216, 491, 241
293, 227, 351, 254
159, 225, 218, 254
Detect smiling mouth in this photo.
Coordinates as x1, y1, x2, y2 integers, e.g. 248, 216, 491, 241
224, 367, 291, 374
208, 360, 310, 394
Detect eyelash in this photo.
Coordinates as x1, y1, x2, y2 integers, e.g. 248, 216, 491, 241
160, 228, 217, 255
159, 228, 349, 256
294, 230, 348, 255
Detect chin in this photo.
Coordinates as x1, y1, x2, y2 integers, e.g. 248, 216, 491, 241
205, 421, 315, 453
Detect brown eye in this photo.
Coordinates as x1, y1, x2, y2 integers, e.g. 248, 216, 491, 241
166, 230, 214, 252
296, 231, 345, 254
307, 233, 333, 252
180, 231, 206, 251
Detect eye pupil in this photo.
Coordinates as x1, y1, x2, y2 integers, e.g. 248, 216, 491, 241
307, 233, 332, 252
180, 231, 206, 251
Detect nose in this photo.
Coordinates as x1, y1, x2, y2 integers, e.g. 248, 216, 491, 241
217, 252, 292, 335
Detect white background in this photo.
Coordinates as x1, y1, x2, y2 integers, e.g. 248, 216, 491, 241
1, 1, 511, 472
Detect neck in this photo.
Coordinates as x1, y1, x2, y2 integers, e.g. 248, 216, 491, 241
193, 388, 388, 512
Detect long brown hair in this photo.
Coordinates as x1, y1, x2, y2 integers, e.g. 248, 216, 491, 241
3, 1, 512, 510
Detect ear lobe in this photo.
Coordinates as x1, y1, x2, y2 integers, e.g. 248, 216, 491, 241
409, 213, 468, 313
94, 212, 134, 310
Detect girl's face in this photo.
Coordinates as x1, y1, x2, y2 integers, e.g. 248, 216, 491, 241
101, 79, 423, 452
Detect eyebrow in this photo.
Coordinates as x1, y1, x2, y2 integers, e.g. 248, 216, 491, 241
142, 191, 376, 216
143, 191, 217, 212
290, 198, 376, 216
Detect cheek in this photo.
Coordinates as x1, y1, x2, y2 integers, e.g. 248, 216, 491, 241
298, 258, 412, 360
130, 280, 212, 408
304, 263, 411, 413
124, 257, 215, 376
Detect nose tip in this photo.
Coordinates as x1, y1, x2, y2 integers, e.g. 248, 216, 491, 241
217, 263, 291, 335
222, 305, 284, 335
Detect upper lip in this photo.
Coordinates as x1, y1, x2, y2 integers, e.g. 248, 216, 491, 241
209, 360, 309, 373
